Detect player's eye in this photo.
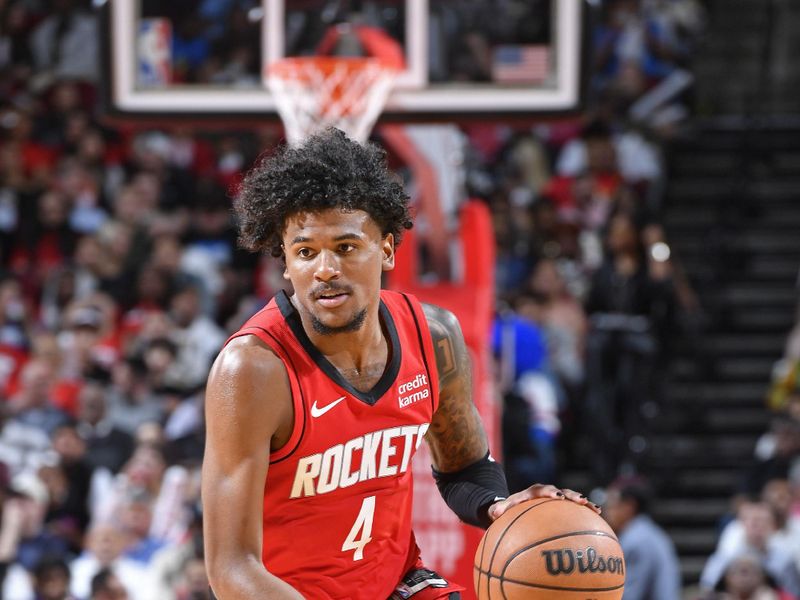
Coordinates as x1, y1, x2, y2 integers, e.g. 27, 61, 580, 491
297, 247, 315, 258
338, 243, 356, 253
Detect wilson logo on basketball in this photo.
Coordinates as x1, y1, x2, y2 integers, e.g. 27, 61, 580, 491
541, 547, 624, 577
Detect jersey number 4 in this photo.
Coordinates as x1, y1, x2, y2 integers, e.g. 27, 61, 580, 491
342, 496, 375, 560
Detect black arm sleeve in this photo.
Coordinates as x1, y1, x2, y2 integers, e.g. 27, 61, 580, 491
432, 452, 510, 529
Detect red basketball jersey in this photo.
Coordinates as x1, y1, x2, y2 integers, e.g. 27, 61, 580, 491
227, 289, 440, 600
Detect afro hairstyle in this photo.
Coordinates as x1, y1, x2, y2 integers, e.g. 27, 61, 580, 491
234, 128, 413, 257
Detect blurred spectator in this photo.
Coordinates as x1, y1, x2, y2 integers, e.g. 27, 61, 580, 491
29, 0, 98, 83
603, 477, 681, 600
174, 555, 212, 600
0, 276, 32, 358
501, 132, 552, 202
140, 337, 180, 391
599, 0, 706, 131
12, 190, 75, 294
0, 277, 32, 350
583, 211, 675, 483
59, 296, 120, 387
0, 461, 32, 589
206, 9, 260, 87
89, 567, 129, 600
116, 490, 165, 565
791, 462, 800, 519
717, 480, 800, 558
767, 366, 800, 414
593, 0, 677, 100
1, 470, 55, 597
162, 387, 202, 450
13, 467, 71, 577
120, 266, 172, 343
56, 155, 107, 236
134, 422, 165, 451
8, 360, 69, 436
557, 119, 662, 186
520, 258, 589, 388
742, 416, 800, 498
70, 523, 151, 600
149, 503, 203, 600
76, 382, 135, 474
171, 16, 212, 84
492, 305, 561, 491
710, 551, 787, 600
43, 423, 92, 551
93, 442, 192, 550
700, 500, 800, 596
491, 196, 536, 293
0, 406, 51, 478
31, 556, 75, 600
168, 283, 225, 390
105, 358, 164, 437
0, 1, 34, 82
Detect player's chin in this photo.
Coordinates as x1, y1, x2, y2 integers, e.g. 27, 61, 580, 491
310, 308, 366, 335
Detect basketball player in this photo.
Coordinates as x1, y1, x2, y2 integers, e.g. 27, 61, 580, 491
201, 129, 597, 600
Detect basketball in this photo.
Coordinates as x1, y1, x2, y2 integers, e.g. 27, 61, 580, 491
474, 499, 625, 599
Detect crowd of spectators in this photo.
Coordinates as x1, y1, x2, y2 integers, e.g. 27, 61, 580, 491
686, 311, 800, 599
483, 0, 705, 497
7, 0, 792, 599
0, 1, 273, 597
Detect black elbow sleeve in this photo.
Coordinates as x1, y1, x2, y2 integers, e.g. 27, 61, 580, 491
432, 452, 509, 529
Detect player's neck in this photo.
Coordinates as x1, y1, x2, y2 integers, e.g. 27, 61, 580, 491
302, 305, 388, 373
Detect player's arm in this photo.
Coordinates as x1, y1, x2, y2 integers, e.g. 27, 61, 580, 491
201, 336, 304, 600
422, 304, 598, 529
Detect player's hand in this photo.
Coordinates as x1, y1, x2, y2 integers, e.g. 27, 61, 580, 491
487, 484, 601, 522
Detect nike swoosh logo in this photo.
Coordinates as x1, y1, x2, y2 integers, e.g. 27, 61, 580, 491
310, 396, 346, 418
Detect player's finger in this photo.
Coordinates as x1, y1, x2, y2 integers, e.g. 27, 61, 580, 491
529, 483, 563, 499
560, 488, 585, 502
489, 484, 576, 521
560, 488, 602, 514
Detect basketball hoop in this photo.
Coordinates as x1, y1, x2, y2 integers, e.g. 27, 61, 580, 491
267, 56, 398, 146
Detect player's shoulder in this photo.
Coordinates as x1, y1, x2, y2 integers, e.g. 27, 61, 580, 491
209, 335, 287, 386
421, 302, 462, 338
379, 291, 464, 344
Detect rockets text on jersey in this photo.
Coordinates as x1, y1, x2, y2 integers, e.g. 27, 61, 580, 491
290, 422, 430, 498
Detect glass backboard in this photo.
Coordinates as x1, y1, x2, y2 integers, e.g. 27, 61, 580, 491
104, 0, 586, 120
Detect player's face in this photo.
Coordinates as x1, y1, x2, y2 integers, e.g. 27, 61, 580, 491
282, 209, 395, 335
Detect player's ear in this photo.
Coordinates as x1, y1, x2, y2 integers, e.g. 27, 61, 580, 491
381, 233, 395, 271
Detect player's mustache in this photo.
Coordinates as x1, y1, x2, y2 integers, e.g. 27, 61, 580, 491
310, 283, 353, 299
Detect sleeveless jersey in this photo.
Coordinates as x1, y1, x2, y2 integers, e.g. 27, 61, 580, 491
227, 289, 440, 600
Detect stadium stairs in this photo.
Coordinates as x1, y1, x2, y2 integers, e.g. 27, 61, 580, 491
648, 115, 800, 584
559, 118, 800, 585
561, 0, 800, 585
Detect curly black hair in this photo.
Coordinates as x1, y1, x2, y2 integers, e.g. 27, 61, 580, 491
235, 128, 413, 257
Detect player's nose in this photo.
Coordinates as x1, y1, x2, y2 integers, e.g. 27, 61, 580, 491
314, 249, 341, 281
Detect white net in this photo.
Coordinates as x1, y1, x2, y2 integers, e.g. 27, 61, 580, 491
267, 57, 397, 146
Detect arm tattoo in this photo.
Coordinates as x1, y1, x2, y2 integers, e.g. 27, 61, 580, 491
435, 337, 456, 378
423, 304, 489, 472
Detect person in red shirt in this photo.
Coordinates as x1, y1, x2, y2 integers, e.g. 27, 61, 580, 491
201, 128, 598, 600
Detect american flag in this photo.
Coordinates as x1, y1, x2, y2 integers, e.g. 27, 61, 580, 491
491, 45, 550, 84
